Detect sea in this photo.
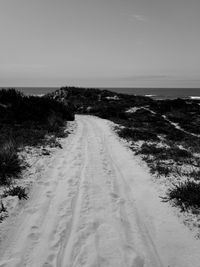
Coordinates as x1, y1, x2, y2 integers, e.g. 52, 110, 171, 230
1, 87, 200, 100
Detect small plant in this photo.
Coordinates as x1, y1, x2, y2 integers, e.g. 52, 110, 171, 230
136, 143, 167, 157
0, 140, 22, 185
162, 180, 200, 211
188, 169, 200, 180
0, 200, 8, 222
149, 162, 171, 177
3, 186, 28, 200
0, 200, 8, 223
118, 127, 158, 141
136, 142, 193, 166
0, 200, 7, 212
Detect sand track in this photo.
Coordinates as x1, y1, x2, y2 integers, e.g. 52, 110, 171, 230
0, 115, 200, 267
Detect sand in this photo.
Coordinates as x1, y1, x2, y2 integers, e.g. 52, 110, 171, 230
0, 115, 200, 267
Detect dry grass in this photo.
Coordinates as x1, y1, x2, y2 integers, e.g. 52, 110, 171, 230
162, 180, 200, 211
0, 140, 22, 185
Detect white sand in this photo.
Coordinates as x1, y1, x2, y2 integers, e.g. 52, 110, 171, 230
161, 114, 200, 138
0, 115, 200, 267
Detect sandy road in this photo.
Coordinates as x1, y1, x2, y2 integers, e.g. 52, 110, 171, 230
0, 115, 200, 267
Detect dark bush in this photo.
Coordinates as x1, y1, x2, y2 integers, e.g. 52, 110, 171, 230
118, 127, 159, 141
137, 143, 192, 159
0, 89, 23, 104
136, 143, 167, 157
187, 169, 200, 181
0, 201, 7, 222
136, 143, 193, 170
149, 162, 171, 177
0, 89, 74, 147
3, 186, 28, 200
163, 180, 200, 211
0, 141, 22, 185
0, 89, 74, 125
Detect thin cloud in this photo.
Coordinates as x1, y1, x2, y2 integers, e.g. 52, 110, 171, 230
130, 14, 147, 22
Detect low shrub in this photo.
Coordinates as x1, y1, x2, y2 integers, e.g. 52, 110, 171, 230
0, 201, 7, 213
136, 143, 192, 163
0, 89, 23, 104
0, 89, 74, 148
118, 127, 158, 141
163, 180, 200, 211
0, 201, 7, 222
46, 111, 63, 132
3, 186, 28, 200
180, 136, 200, 154
0, 90, 74, 125
136, 143, 167, 157
0, 140, 22, 185
187, 169, 200, 181
149, 162, 171, 177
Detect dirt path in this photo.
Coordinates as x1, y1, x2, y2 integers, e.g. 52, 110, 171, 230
0, 115, 200, 267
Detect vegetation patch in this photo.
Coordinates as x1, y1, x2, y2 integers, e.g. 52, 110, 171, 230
117, 127, 159, 141
0, 88, 75, 222
163, 180, 200, 211
0, 140, 22, 185
0, 201, 8, 222
187, 169, 200, 181
149, 162, 172, 177
136, 143, 193, 163
46, 87, 200, 232
0, 89, 74, 147
0, 88, 74, 183
2, 186, 28, 200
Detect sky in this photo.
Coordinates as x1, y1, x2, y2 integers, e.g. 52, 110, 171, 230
0, 0, 200, 87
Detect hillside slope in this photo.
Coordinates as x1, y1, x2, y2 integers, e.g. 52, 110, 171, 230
47, 86, 153, 119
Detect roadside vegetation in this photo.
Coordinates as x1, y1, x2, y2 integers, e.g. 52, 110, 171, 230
0, 140, 22, 185
0, 88, 74, 220
0, 89, 74, 146
48, 87, 200, 215
114, 108, 200, 212
162, 180, 200, 212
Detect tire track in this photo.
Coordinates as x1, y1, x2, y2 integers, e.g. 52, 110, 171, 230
1, 115, 200, 267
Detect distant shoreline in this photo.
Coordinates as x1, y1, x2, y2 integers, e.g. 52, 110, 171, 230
1, 86, 200, 100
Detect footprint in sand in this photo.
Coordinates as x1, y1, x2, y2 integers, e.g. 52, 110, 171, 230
107, 169, 112, 175
37, 180, 52, 187
110, 193, 125, 205
47, 254, 56, 262
42, 263, 53, 267
58, 171, 65, 177
125, 246, 145, 267
25, 207, 38, 214
31, 225, 39, 231
28, 232, 40, 241
68, 178, 73, 184
110, 192, 119, 199
50, 240, 60, 250
46, 191, 53, 198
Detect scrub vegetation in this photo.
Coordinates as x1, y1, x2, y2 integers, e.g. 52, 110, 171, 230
0, 88, 74, 216
48, 86, 200, 212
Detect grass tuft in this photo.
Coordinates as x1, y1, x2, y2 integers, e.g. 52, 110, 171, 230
149, 162, 171, 177
0, 140, 22, 185
162, 180, 200, 211
0, 201, 8, 222
3, 186, 28, 200
117, 127, 158, 141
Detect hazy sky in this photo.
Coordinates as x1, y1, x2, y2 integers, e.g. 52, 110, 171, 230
0, 0, 200, 87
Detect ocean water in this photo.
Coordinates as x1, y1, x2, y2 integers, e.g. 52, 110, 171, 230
107, 88, 200, 100
1, 87, 200, 100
